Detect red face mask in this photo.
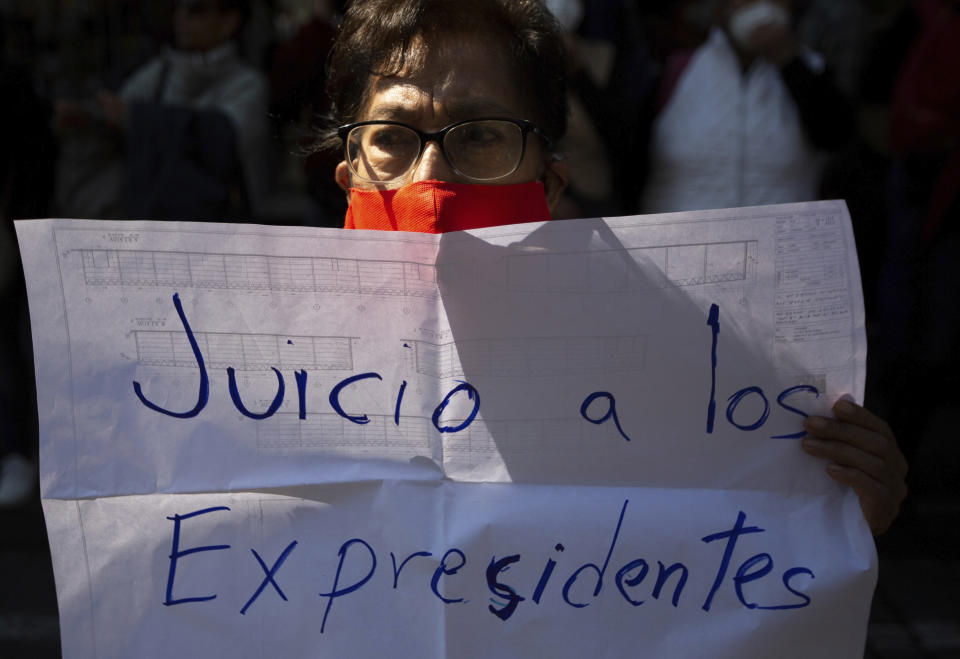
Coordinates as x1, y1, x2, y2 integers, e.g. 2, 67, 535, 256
343, 180, 552, 234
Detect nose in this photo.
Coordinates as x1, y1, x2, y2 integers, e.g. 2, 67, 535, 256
409, 140, 458, 183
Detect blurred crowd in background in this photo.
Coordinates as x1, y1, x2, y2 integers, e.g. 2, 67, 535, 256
0, 0, 957, 558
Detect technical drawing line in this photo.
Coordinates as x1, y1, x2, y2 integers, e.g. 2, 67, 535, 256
78, 241, 752, 298
256, 413, 432, 453
403, 336, 647, 379
440, 416, 589, 457
773, 218, 852, 344
134, 331, 354, 371
78, 249, 441, 298
256, 413, 595, 458
504, 240, 757, 292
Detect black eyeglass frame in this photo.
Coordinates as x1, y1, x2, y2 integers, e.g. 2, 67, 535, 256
337, 117, 555, 183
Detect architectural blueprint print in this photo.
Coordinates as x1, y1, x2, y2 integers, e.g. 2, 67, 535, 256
406, 335, 646, 379
80, 237, 756, 300
257, 412, 432, 456
256, 411, 594, 464
504, 240, 757, 292
135, 331, 354, 371
773, 214, 852, 344
81, 248, 442, 298
16, 201, 876, 659
20, 201, 865, 498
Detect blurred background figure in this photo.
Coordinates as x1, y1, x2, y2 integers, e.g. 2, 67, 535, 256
269, 0, 348, 226
548, 0, 656, 219
641, 0, 853, 213
815, 0, 918, 320
0, 40, 54, 508
545, 0, 612, 219
873, 0, 960, 470
795, 0, 868, 99
54, 0, 271, 222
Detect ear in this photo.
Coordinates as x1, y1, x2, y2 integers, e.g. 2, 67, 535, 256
335, 161, 352, 199
542, 159, 570, 215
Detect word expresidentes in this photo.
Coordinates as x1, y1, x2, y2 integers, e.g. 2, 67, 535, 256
162, 500, 815, 633
134, 294, 820, 441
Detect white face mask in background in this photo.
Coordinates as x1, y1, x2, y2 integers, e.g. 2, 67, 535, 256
728, 1, 791, 48
545, 0, 584, 33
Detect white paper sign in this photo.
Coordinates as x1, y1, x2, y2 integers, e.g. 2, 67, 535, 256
18, 201, 876, 658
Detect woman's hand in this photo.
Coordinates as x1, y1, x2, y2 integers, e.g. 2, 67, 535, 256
802, 399, 908, 535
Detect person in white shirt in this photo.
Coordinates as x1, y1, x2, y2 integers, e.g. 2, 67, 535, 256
642, 0, 853, 214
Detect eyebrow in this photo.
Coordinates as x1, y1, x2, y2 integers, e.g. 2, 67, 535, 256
364, 104, 417, 121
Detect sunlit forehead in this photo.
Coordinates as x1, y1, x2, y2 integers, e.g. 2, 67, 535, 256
359, 33, 530, 129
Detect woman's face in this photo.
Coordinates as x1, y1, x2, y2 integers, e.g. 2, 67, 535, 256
335, 33, 568, 207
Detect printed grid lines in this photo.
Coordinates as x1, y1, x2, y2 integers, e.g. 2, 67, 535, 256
79, 249, 440, 298
134, 330, 354, 371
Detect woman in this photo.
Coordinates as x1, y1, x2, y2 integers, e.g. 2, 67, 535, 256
320, 0, 906, 535
320, 0, 569, 233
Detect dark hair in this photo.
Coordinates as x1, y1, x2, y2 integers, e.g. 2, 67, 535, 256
319, 0, 568, 153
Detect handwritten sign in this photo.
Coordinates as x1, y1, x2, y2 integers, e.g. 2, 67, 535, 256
18, 202, 876, 658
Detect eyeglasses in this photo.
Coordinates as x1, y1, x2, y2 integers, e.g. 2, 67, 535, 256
338, 117, 554, 186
